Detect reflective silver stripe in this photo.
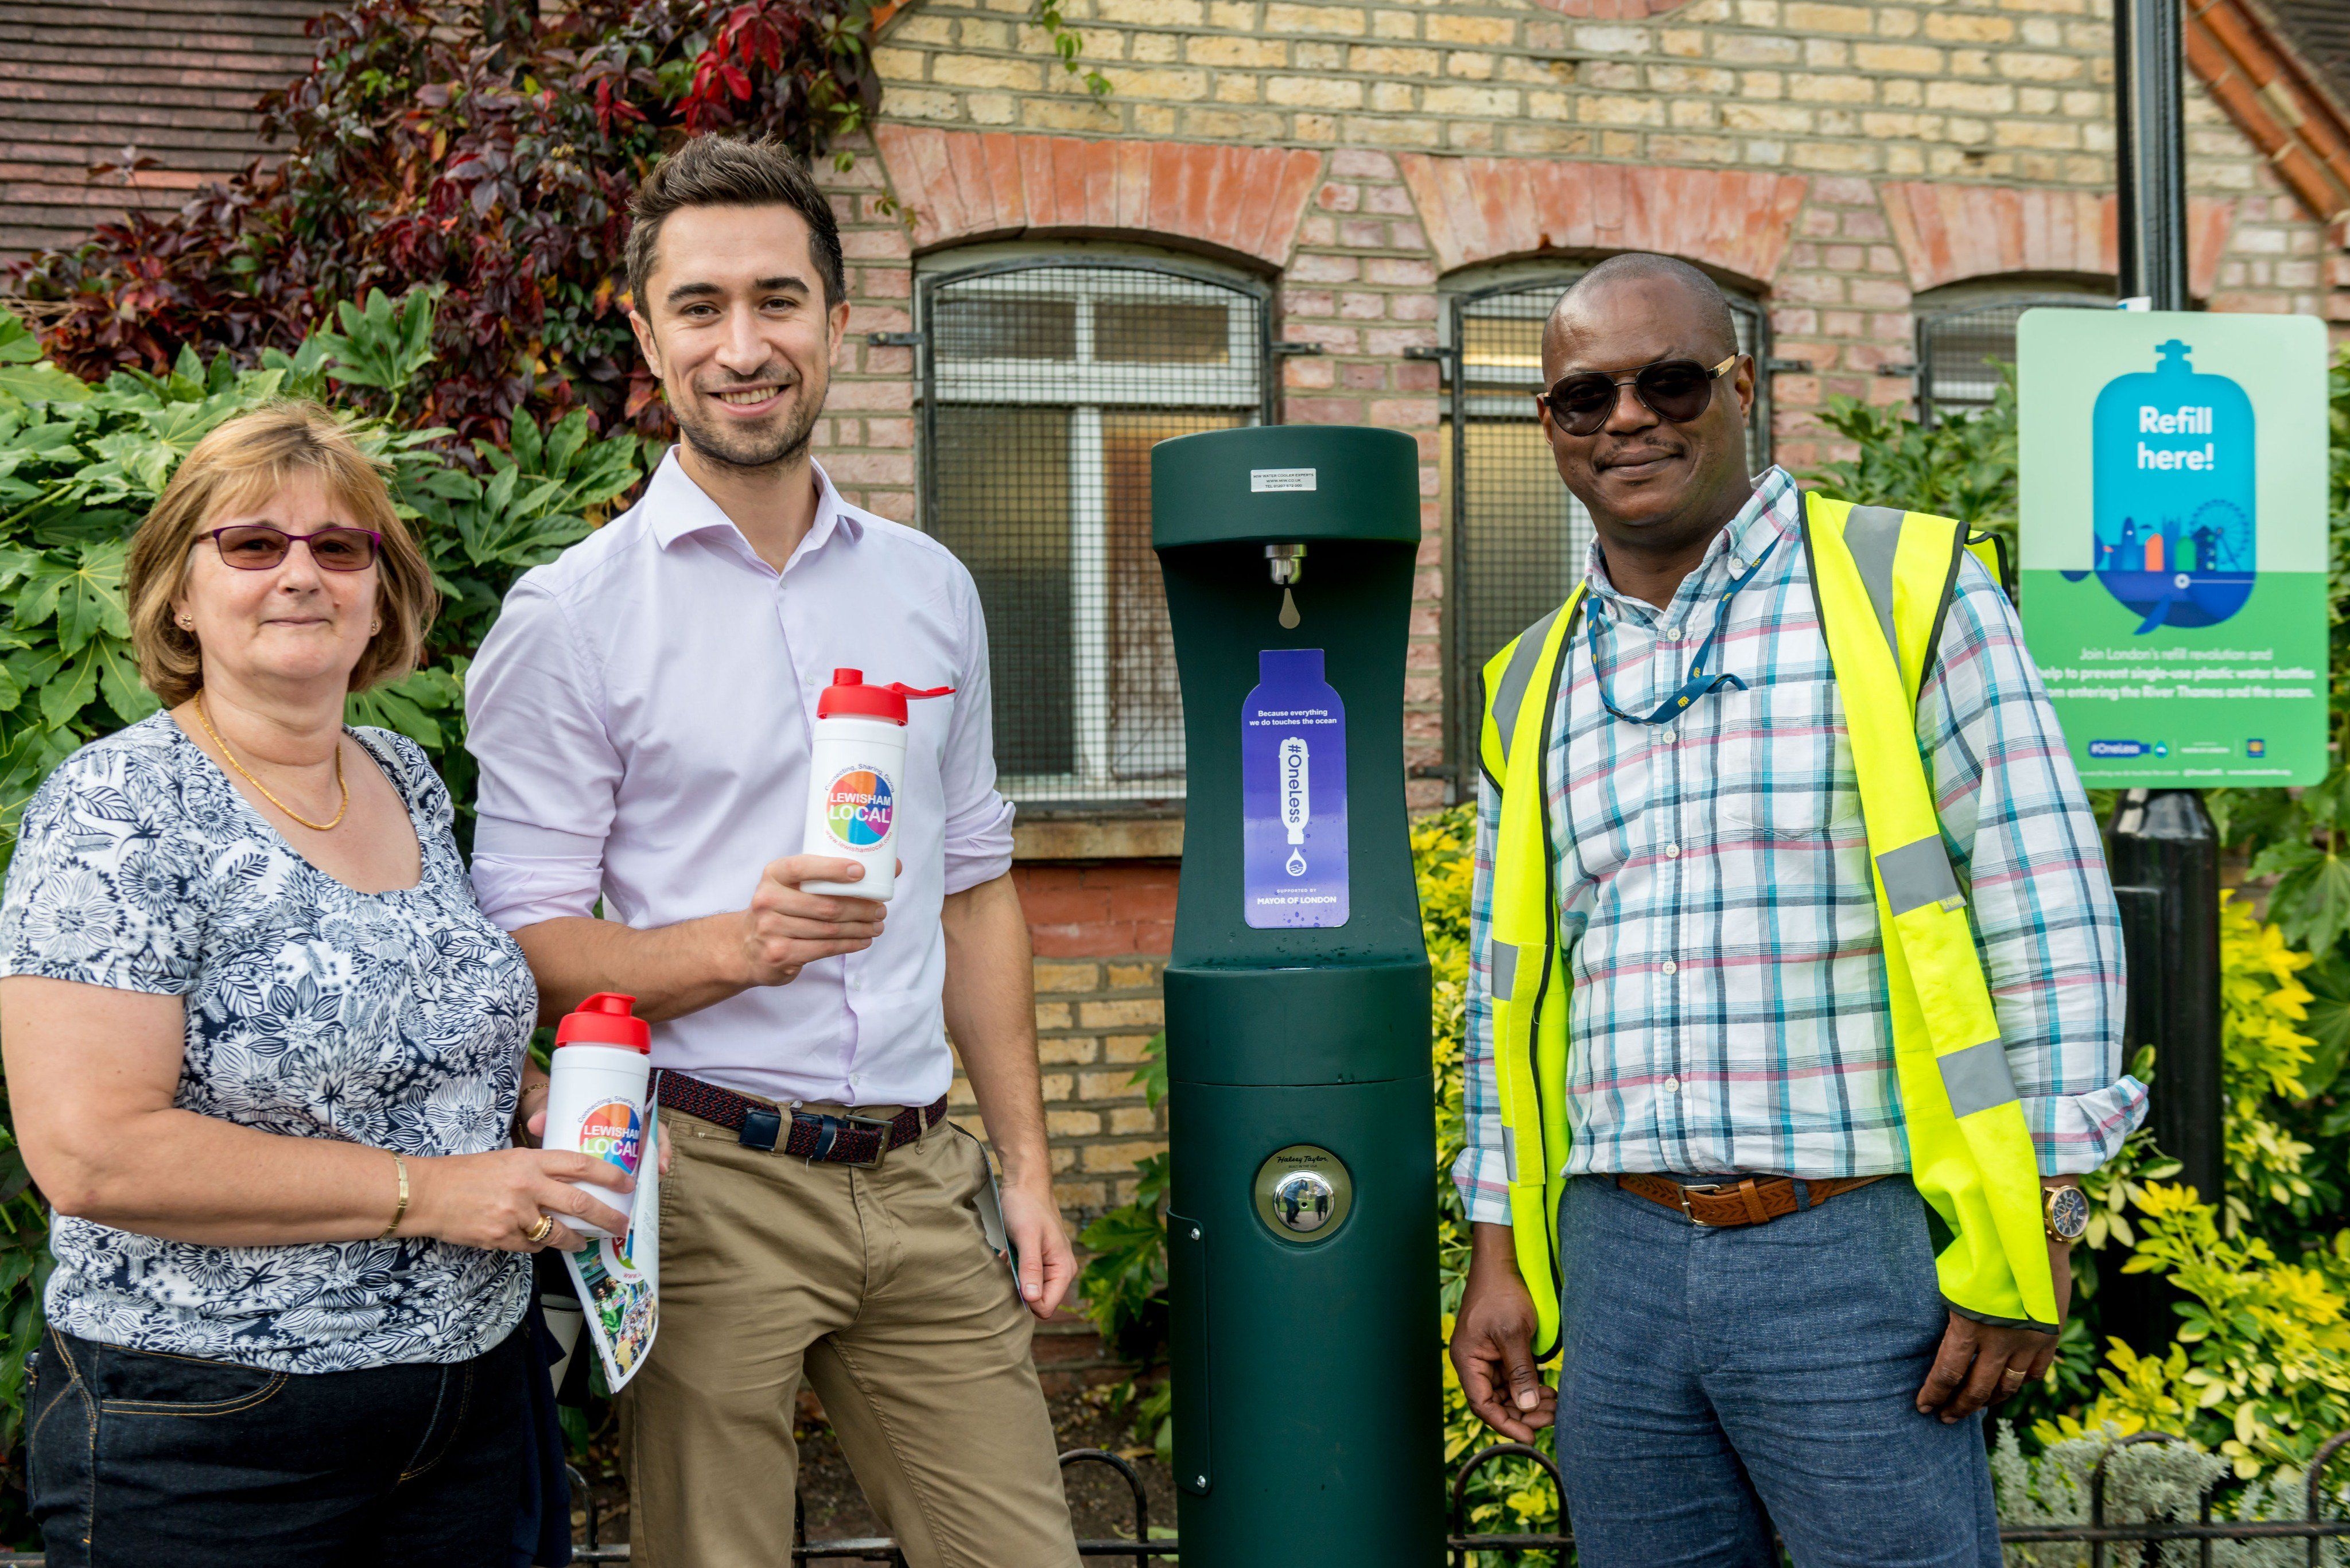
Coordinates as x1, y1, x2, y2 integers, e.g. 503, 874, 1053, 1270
1938, 1037, 2018, 1118
1491, 940, 1520, 1002
1875, 836, 1964, 916
1502, 1125, 1521, 1183
1490, 605, 1563, 769
1844, 504, 1905, 660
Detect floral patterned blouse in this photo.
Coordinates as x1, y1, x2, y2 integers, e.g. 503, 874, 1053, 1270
0, 713, 535, 1372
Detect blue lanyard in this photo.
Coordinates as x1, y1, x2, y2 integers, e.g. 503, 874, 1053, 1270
1582, 533, 1780, 726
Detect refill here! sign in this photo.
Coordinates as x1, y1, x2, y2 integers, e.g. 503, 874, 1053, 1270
2018, 309, 2329, 787
2135, 403, 2215, 471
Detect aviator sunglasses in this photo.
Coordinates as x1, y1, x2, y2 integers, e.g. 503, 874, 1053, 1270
1537, 352, 1740, 437
203, 524, 383, 572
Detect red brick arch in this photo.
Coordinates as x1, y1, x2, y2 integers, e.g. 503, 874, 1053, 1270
1876, 182, 2236, 299
873, 126, 1324, 270
1396, 155, 1810, 287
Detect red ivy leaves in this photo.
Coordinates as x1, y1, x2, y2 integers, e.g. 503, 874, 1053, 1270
679, 0, 873, 138
7, 0, 877, 447
687, 5, 797, 131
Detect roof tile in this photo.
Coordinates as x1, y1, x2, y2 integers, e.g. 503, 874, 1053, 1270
0, 0, 325, 264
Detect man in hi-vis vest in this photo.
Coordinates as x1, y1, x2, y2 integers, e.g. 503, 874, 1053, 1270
1446, 254, 2143, 1567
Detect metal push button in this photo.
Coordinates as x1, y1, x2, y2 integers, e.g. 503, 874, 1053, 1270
1271, 1170, 1337, 1231
1253, 1144, 1355, 1242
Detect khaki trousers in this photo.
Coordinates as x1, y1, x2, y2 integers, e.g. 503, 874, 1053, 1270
620, 1103, 1081, 1568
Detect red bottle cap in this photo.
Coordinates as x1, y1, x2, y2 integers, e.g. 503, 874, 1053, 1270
555, 992, 651, 1052
816, 668, 955, 726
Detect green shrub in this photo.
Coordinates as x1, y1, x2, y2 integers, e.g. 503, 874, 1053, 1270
1991, 1423, 2350, 1567
1806, 369, 2019, 556
6, 0, 878, 445
0, 291, 643, 866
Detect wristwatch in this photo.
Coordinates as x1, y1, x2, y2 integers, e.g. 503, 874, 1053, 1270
2043, 1184, 2090, 1244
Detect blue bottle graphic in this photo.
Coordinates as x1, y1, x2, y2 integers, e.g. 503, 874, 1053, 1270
1240, 648, 1349, 928
2062, 338, 2254, 633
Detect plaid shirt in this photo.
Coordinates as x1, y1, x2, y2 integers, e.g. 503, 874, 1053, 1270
1454, 467, 2146, 1227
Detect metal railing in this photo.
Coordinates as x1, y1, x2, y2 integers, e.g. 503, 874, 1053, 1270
0, 1431, 2339, 1565
1443, 1434, 2350, 1568
571, 1448, 1171, 1565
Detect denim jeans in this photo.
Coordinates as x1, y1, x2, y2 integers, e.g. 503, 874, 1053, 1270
26, 1321, 532, 1568
1556, 1174, 2002, 1568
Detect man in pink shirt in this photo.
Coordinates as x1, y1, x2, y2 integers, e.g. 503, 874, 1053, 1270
465, 137, 1082, 1568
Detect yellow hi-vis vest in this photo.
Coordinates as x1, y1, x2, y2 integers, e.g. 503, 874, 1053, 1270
1477, 492, 2050, 1361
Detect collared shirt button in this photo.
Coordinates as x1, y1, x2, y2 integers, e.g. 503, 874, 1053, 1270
1664, 842, 1681, 858
1664, 1075, 1682, 1094
1662, 960, 1678, 975
1659, 729, 1677, 745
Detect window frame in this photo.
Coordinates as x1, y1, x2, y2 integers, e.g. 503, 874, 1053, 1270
914, 254, 1279, 815
1913, 290, 2112, 428
1441, 269, 1773, 794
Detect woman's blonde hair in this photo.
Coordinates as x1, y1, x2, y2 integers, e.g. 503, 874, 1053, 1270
124, 400, 438, 707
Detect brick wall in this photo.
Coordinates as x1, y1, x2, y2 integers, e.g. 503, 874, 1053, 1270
813, 0, 2350, 824
943, 861, 1176, 1222
862, 0, 2308, 205
809, 0, 2350, 1231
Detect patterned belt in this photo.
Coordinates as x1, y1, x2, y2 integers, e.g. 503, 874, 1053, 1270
651, 1069, 948, 1166
1615, 1172, 1886, 1227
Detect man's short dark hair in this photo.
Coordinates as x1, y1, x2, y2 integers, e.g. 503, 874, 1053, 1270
624, 136, 846, 313
1554, 253, 1740, 361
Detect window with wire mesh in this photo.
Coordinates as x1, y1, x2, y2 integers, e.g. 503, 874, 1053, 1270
1444, 276, 1767, 779
1916, 293, 2108, 425
924, 263, 1266, 811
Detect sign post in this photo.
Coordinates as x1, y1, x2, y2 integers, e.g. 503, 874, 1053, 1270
2114, 0, 2190, 311
2019, 308, 2330, 1229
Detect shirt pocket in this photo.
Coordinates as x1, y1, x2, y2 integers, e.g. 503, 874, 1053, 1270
1714, 676, 1863, 839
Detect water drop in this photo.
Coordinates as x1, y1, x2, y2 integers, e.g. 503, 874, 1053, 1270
1278, 586, 1300, 629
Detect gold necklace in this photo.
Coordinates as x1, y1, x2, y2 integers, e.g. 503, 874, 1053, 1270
192, 691, 349, 832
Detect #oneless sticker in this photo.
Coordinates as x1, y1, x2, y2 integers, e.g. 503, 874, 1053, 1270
1242, 648, 1349, 928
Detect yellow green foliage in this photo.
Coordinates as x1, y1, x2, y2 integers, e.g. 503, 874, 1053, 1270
2083, 894, 2320, 1251
2217, 893, 2318, 1228
1415, 804, 1565, 1546
2076, 1124, 2177, 1253
1415, 806, 1473, 1071
2040, 895, 2350, 1482
2038, 1184, 2350, 1477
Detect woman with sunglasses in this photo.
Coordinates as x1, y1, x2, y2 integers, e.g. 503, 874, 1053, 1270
0, 402, 630, 1567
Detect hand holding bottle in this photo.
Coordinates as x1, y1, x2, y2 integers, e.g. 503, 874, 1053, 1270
399, 1147, 632, 1254
740, 855, 891, 986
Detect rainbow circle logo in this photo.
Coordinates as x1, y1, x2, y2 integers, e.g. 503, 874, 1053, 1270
824, 767, 895, 848
577, 1100, 642, 1175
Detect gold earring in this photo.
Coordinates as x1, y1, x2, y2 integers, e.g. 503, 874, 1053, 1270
177, 616, 193, 629
370, 621, 382, 635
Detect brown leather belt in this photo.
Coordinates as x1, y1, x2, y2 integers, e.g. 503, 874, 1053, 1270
651, 1068, 947, 1166
1617, 1172, 1886, 1227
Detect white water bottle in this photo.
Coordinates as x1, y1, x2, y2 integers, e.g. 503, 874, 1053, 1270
798, 668, 953, 901
542, 992, 651, 1239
